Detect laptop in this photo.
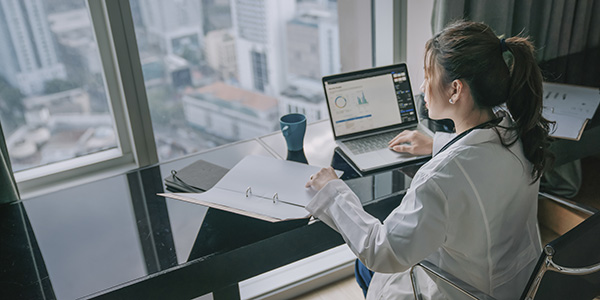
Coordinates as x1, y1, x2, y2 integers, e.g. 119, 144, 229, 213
322, 63, 430, 173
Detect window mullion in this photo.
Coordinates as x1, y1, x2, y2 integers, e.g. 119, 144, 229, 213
97, 0, 158, 167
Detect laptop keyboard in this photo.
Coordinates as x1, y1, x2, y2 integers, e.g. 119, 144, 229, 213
344, 130, 404, 155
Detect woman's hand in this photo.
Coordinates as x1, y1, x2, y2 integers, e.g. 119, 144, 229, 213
305, 167, 338, 191
388, 130, 433, 155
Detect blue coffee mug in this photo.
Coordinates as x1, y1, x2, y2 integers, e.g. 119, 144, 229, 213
280, 113, 306, 152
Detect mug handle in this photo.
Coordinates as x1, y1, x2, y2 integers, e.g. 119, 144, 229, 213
282, 125, 289, 137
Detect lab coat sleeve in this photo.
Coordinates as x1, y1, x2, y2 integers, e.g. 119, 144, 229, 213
305, 176, 448, 273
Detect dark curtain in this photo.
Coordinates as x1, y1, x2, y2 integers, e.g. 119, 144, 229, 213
431, 0, 600, 62
1, 121, 19, 204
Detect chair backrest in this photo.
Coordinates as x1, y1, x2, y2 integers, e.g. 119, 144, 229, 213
521, 211, 600, 300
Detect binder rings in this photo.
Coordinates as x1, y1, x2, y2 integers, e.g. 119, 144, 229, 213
159, 155, 342, 222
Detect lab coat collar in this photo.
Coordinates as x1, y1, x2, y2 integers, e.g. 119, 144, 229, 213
460, 110, 515, 146
433, 110, 517, 156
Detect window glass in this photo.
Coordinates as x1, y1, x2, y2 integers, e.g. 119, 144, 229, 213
0, 0, 116, 172
129, 0, 340, 161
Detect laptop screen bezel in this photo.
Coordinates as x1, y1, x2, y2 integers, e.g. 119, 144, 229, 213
322, 63, 418, 140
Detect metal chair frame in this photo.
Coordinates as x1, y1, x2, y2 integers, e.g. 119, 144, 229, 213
411, 193, 599, 300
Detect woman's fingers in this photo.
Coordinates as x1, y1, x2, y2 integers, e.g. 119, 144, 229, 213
388, 130, 412, 146
388, 130, 433, 155
305, 167, 338, 190
392, 144, 414, 153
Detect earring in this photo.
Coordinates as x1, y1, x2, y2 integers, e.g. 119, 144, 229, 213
449, 98, 454, 104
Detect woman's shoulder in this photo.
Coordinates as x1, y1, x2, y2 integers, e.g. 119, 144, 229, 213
415, 140, 521, 183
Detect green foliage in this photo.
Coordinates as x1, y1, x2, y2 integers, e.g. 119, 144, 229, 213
146, 85, 185, 127
43, 78, 78, 94
0, 77, 25, 133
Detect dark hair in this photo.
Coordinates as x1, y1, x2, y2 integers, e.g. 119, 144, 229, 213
425, 20, 553, 181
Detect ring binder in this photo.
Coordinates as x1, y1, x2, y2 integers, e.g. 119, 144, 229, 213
245, 188, 279, 204
159, 155, 342, 222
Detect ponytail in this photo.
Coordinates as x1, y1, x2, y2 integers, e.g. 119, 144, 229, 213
503, 37, 554, 181
426, 21, 553, 181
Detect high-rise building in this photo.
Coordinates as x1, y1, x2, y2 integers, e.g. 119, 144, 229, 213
137, 0, 204, 59
0, 0, 67, 95
201, 0, 232, 34
280, 6, 339, 123
286, 9, 340, 80
48, 9, 102, 75
205, 29, 237, 81
231, 0, 295, 95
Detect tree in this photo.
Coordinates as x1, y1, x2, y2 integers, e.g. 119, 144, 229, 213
43, 78, 78, 94
0, 76, 25, 133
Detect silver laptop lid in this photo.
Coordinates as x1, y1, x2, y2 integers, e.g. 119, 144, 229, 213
322, 63, 417, 140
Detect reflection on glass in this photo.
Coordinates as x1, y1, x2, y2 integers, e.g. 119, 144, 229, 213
23, 176, 146, 299
0, 0, 117, 172
130, 0, 340, 161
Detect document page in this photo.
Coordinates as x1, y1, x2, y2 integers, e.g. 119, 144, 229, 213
542, 82, 600, 140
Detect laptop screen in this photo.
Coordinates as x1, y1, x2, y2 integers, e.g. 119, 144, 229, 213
323, 64, 417, 138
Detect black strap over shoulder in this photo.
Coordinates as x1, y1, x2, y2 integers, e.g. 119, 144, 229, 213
437, 117, 503, 155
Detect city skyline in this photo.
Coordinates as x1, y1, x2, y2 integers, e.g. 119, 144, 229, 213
1, 0, 341, 171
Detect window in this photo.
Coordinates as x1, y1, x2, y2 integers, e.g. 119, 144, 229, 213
129, 0, 340, 162
0, 0, 131, 182
251, 49, 269, 92
0, 0, 378, 194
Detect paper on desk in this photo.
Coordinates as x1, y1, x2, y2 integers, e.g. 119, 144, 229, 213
159, 155, 343, 222
542, 82, 600, 140
543, 108, 589, 140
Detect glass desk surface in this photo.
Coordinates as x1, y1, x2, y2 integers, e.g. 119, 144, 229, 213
1, 123, 422, 300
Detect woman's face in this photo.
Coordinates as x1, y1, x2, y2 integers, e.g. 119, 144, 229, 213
420, 60, 450, 120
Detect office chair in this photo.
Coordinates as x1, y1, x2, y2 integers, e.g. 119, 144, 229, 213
410, 210, 600, 300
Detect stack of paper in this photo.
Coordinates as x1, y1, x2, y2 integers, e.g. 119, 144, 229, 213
542, 82, 600, 140
163, 159, 229, 193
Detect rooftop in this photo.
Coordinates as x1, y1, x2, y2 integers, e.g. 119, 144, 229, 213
187, 82, 278, 111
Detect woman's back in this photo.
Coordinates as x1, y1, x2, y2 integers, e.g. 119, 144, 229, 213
422, 120, 541, 298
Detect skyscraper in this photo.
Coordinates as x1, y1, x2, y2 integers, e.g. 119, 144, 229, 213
286, 8, 340, 80
279, 6, 339, 123
137, 0, 204, 59
205, 29, 237, 81
0, 0, 66, 95
231, 0, 295, 95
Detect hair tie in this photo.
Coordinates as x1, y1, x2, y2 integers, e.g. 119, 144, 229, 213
500, 38, 508, 53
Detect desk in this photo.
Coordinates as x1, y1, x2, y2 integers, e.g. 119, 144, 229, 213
1, 120, 420, 299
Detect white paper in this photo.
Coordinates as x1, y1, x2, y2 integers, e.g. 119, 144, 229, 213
542, 82, 600, 140
160, 155, 343, 222
544, 107, 588, 140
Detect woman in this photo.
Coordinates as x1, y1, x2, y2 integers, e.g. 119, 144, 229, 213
305, 20, 553, 299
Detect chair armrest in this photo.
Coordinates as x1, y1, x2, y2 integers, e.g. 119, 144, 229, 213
410, 261, 497, 300
538, 192, 598, 217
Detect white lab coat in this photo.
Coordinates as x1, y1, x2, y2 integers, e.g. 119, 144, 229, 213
306, 112, 542, 299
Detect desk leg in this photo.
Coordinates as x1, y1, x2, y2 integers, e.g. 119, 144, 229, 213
213, 283, 240, 300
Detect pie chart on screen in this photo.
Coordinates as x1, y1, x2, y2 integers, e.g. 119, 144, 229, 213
335, 96, 347, 108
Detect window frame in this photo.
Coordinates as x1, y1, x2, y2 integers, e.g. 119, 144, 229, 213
15, 0, 159, 196
14, 0, 400, 197
9, 0, 416, 296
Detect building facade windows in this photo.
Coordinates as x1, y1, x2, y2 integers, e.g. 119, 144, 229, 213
251, 49, 268, 92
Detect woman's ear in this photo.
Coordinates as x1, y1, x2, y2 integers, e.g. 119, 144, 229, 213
449, 79, 463, 103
